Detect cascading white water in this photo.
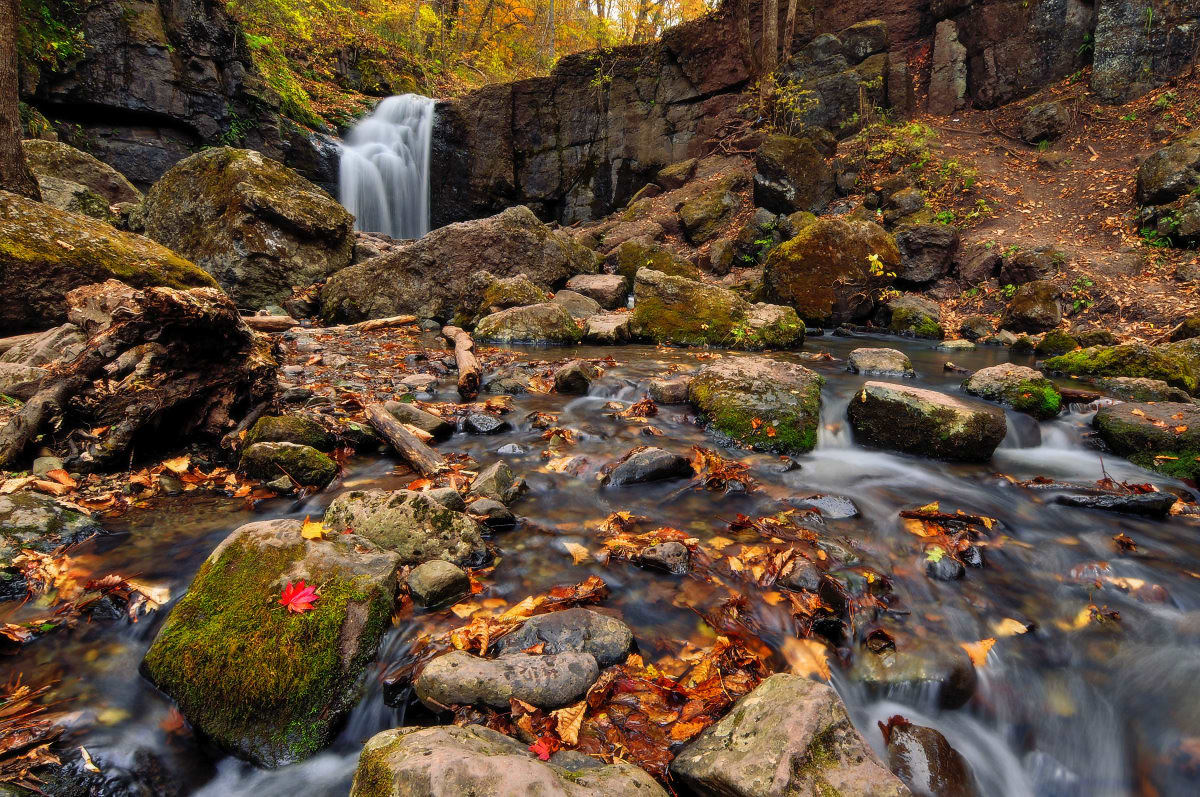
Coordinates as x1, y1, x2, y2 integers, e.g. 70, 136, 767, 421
339, 94, 435, 240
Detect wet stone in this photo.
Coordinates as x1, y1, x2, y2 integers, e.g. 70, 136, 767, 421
604, 447, 693, 487
467, 498, 517, 529
464, 413, 512, 435
469, 461, 525, 504
887, 722, 978, 797
1053, 491, 1176, 518
790, 494, 860, 519
424, 486, 467, 512
638, 541, 690, 574
384, 400, 454, 441
554, 359, 598, 394
415, 650, 599, 711
495, 608, 634, 666
777, 557, 822, 592
925, 553, 966, 581
648, 375, 692, 404
407, 560, 471, 608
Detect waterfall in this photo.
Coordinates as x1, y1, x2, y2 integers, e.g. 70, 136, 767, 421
338, 94, 435, 240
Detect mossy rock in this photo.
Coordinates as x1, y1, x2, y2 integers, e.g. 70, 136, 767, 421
1001, 280, 1061, 333
753, 134, 835, 215
848, 381, 1007, 462
0, 493, 103, 598
885, 294, 944, 339
323, 489, 487, 567
1072, 328, 1117, 348
244, 416, 334, 452
1044, 344, 1197, 394
678, 177, 742, 244
1095, 377, 1191, 403
141, 519, 400, 767
609, 238, 701, 282
0, 190, 216, 333
239, 442, 338, 487
474, 303, 583, 345
688, 356, 823, 454
35, 175, 113, 222
962, 363, 1062, 420
1034, 329, 1078, 357
21, 139, 142, 205
471, 272, 550, 321
1094, 402, 1200, 480
1168, 313, 1200, 342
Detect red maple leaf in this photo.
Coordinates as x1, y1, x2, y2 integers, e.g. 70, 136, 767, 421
528, 734, 559, 761
279, 580, 319, 613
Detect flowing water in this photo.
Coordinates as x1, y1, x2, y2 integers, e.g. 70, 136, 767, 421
5, 334, 1200, 796
338, 95, 435, 239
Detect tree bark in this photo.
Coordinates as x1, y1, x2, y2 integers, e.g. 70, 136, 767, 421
442, 325, 481, 399
0, 0, 40, 200
782, 0, 799, 62
364, 402, 447, 476
761, 0, 779, 101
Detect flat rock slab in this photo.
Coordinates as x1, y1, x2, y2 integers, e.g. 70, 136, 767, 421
848, 381, 1007, 462
565, 274, 629, 309
1053, 491, 1177, 517
323, 489, 487, 567
494, 608, 633, 666
415, 650, 598, 711
1094, 402, 1200, 455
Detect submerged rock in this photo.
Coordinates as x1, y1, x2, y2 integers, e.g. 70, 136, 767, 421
0, 493, 104, 599
495, 608, 634, 667
475, 303, 583, 346
848, 382, 1007, 462
848, 347, 915, 377
142, 519, 401, 767
886, 722, 978, 797
323, 489, 487, 567
464, 412, 513, 435
639, 541, 690, 574
962, 363, 1062, 420
604, 447, 693, 487
554, 360, 599, 394
238, 442, 337, 487
670, 674, 908, 796
689, 356, 823, 454
416, 650, 598, 711
851, 639, 978, 709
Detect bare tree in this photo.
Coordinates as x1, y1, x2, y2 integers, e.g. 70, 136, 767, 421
0, 0, 40, 200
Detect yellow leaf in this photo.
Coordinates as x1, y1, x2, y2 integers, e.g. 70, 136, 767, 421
80, 746, 100, 773
551, 701, 587, 745
992, 618, 1029, 637
163, 455, 191, 475
781, 637, 830, 680
562, 541, 591, 565
960, 638, 996, 667
916, 501, 940, 514
300, 515, 328, 540
450, 602, 480, 619
707, 536, 735, 551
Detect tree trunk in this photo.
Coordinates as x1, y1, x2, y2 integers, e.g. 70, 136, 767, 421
364, 403, 447, 476
442, 325, 481, 399
0, 0, 40, 200
761, 0, 779, 101
782, 0, 799, 62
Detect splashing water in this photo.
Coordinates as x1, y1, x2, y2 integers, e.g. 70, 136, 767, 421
338, 94, 435, 239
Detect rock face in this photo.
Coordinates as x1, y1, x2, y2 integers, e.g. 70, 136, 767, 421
763, 217, 900, 326
670, 674, 909, 797
416, 650, 598, 710
753, 134, 835, 215
1092, 1, 1200, 104
21, 139, 141, 204
963, 364, 1063, 420
322, 206, 595, 323
350, 724, 667, 797
0, 190, 216, 333
494, 608, 634, 666
141, 519, 401, 767
689, 356, 823, 453
140, 148, 353, 309
323, 489, 488, 567
475, 303, 584, 345
848, 381, 1007, 461
848, 348, 915, 377
1045, 344, 1197, 394
928, 20, 967, 115
604, 447, 693, 487
0, 493, 104, 598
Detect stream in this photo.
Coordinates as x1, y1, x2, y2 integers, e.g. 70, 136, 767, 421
4, 333, 1199, 796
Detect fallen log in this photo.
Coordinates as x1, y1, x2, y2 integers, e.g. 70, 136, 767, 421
352, 314, 417, 332
442, 325, 481, 399
364, 402, 446, 476
0, 331, 42, 356
241, 315, 299, 332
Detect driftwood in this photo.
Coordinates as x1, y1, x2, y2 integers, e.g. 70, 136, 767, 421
1058, 387, 1103, 403
364, 402, 446, 476
0, 331, 41, 355
241, 315, 299, 332
351, 314, 417, 332
442, 325, 481, 399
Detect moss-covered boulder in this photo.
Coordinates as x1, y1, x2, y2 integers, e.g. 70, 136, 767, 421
1095, 377, 1191, 403
763, 217, 899, 326
1044, 343, 1197, 394
474, 303, 583, 345
1136, 128, 1200, 207
688, 356, 823, 453
323, 489, 487, 567
848, 381, 1007, 461
1001, 280, 1061, 333
239, 442, 338, 487
141, 519, 400, 767
351, 724, 667, 797
631, 268, 803, 350
141, 148, 353, 309
678, 178, 742, 244
244, 416, 334, 452
999, 247, 1065, 285
470, 272, 550, 323
35, 175, 113, 221
962, 363, 1062, 420
608, 237, 701, 282
1167, 313, 1200, 342
753, 134, 835, 215
0, 492, 104, 600
551, 290, 602, 321
884, 294, 944, 339
1034, 329, 1078, 357
0, 190, 216, 333
21, 139, 142, 205
1094, 402, 1200, 481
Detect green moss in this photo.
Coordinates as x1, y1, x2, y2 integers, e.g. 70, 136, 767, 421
239, 442, 337, 486
1035, 329, 1078, 357
612, 240, 700, 281
1007, 380, 1063, 419
689, 375, 821, 454
1130, 450, 1200, 481
631, 294, 742, 347
889, 306, 944, 339
1045, 344, 1198, 394
244, 416, 334, 452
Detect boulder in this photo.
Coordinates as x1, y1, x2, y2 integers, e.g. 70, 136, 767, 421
471, 272, 549, 321
1095, 377, 1191, 403
1044, 344, 1197, 393
955, 245, 1001, 285
657, 159, 698, 190
323, 489, 487, 567
999, 248, 1064, 285
763, 217, 900, 326
21, 139, 142, 205
608, 237, 701, 282
407, 560, 471, 608
630, 268, 803, 350
928, 19, 967, 115
1136, 128, 1200, 207
0, 492, 104, 600
35, 175, 113, 221
244, 415, 334, 452
958, 316, 994, 341
141, 519, 401, 767
415, 650, 598, 711
584, 313, 632, 344
0, 190, 216, 333
894, 224, 959, 285
688, 356, 823, 453
322, 206, 595, 323
464, 413, 513, 435
884, 294, 944, 339
350, 724, 667, 797
1001, 281, 1061, 332
239, 442, 337, 487
962, 363, 1063, 420
648, 375, 693, 404
494, 608, 634, 666
679, 178, 742, 244
552, 290, 602, 320
1034, 329, 1078, 357
604, 447, 693, 487
753, 134, 835, 215
475, 303, 583, 345
383, 401, 454, 441
0, 363, 46, 399
140, 148, 354, 309
554, 360, 599, 394
469, 462, 525, 504
565, 274, 628, 309
848, 348, 915, 377
848, 381, 1007, 461
1020, 101, 1072, 143
882, 188, 929, 227
1094, 402, 1200, 480
850, 638, 978, 709
886, 722, 978, 797
670, 674, 909, 797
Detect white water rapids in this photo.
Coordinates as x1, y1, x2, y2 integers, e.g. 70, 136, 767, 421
338, 94, 435, 239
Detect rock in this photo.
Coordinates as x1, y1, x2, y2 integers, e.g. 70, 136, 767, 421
350, 724, 667, 797
886, 722, 978, 797
1021, 101, 1072, 143
1136, 128, 1200, 207
630, 268, 803, 350
1095, 377, 1191, 403
141, 519, 400, 767
495, 608, 634, 666
689, 356, 823, 454
657, 159, 698, 190
552, 290, 603, 320
554, 360, 598, 394
1045, 344, 1197, 394
851, 639, 978, 709
483, 367, 532, 394
464, 413, 512, 435
608, 237, 702, 282
467, 498, 517, 529
955, 245, 1001, 284
1094, 402, 1200, 480
323, 489, 487, 567
1054, 491, 1177, 518
21, 139, 142, 205
584, 313, 632, 344
790, 494, 860, 519
407, 560, 471, 608
244, 415, 334, 452
882, 188, 929, 227
0, 493, 104, 599
238, 442, 337, 487
35, 175, 113, 221
778, 557, 822, 591
1034, 329, 1078, 357
470, 462, 525, 504
764, 217, 900, 325
936, 339, 975, 351
848, 381, 1007, 461
648, 375, 692, 404
848, 348, 915, 377
958, 316, 994, 341
384, 401, 454, 441
141, 148, 353, 309
0, 323, 86, 366
475, 303, 583, 345
679, 177, 742, 244
322, 206, 595, 323
1001, 281, 1061, 332
1093, 3, 1200, 104
0, 190, 216, 333
415, 650, 598, 711
604, 447, 693, 487
926, 553, 966, 581
425, 487, 467, 512
962, 363, 1063, 420
1168, 313, 1200, 342
1073, 328, 1117, 349
31, 456, 64, 477
999, 248, 1065, 285
471, 272, 550, 320
670, 674, 908, 797
753, 134, 835, 215
884, 294, 944, 339
929, 19, 967, 115
0, 363, 46, 399
894, 224, 959, 285
565, 274, 628, 309
639, 541, 690, 574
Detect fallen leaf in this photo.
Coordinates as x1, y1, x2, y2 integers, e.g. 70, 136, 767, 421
80, 746, 100, 773
562, 542, 591, 565
992, 618, 1030, 637
45, 469, 77, 488
551, 701, 587, 745
781, 637, 830, 680
162, 455, 191, 475
279, 580, 319, 613
300, 515, 328, 540
961, 638, 996, 667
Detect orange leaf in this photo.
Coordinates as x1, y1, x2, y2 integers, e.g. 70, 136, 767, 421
781, 637, 830, 680
45, 469, 77, 488
961, 638, 996, 667
551, 701, 586, 745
